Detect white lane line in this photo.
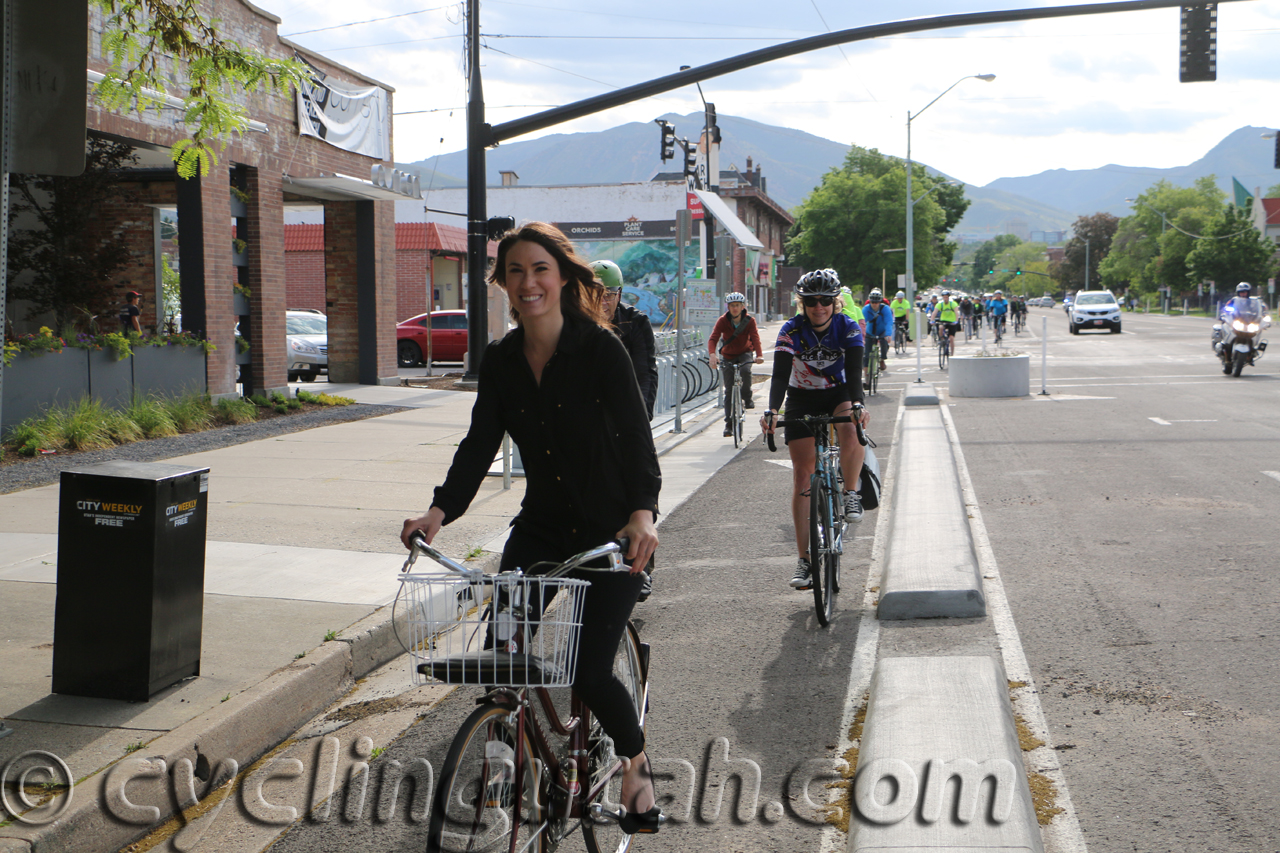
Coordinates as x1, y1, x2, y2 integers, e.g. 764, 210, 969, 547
819, 403, 905, 853
1169, 419, 1217, 423
1149, 417, 1171, 425
939, 404, 1089, 853
1263, 471, 1280, 484
766, 458, 793, 469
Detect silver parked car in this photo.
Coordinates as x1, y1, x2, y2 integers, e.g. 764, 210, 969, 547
286, 310, 328, 381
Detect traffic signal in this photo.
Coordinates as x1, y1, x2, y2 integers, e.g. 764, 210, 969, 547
1015, 268, 1022, 275
1179, 4, 1217, 83
683, 142, 698, 179
656, 120, 676, 162
987, 268, 995, 275
705, 102, 720, 144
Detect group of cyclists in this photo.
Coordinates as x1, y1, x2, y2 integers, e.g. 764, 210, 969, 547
401, 220, 1044, 839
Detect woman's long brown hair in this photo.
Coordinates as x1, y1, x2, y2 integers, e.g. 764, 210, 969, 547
489, 221, 607, 327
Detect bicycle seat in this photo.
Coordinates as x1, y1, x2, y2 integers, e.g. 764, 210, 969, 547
418, 652, 568, 686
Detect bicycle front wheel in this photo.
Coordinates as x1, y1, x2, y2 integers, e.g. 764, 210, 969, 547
582, 622, 646, 853
729, 379, 743, 449
428, 704, 542, 853
809, 473, 839, 626
938, 335, 949, 370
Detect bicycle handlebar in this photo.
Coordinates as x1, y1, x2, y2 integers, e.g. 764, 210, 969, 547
403, 532, 630, 577
764, 409, 866, 453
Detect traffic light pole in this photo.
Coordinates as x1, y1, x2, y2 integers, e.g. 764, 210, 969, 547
462, 0, 487, 382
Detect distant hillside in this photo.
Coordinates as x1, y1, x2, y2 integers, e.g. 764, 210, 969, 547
986, 126, 1277, 218
398, 117, 1273, 241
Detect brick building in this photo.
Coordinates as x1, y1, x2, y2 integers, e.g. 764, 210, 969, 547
76, 0, 418, 395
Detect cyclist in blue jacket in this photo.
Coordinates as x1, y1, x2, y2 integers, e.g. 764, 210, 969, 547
862, 289, 894, 380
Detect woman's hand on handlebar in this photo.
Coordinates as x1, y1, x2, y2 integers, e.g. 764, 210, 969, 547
401, 506, 445, 551
616, 510, 658, 573
760, 410, 777, 435
853, 403, 870, 428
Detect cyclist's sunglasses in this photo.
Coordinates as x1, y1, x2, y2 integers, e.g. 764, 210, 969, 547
603, 287, 623, 297
800, 295, 835, 307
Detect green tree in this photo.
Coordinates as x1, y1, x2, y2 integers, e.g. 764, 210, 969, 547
991, 242, 1050, 295
1266, 183, 1280, 198
94, 0, 308, 177
7, 138, 138, 330
968, 234, 1021, 291
1186, 205, 1278, 290
1098, 178, 1224, 295
1056, 213, 1119, 292
786, 147, 968, 294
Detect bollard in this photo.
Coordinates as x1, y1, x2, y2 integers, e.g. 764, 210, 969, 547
1039, 316, 1049, 396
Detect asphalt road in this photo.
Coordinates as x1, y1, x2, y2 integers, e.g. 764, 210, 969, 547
952, 307, 1280, 852
259, 305, 1280, 853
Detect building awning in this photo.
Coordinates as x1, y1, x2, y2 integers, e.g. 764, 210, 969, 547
283, 173, 420, 202
692, 189, 765, 249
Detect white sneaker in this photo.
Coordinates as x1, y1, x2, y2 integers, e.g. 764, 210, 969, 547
843, 490, 863, 523
789, 558, 812, 590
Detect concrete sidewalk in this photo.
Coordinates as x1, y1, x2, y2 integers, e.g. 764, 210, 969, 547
0, 361, 767, 851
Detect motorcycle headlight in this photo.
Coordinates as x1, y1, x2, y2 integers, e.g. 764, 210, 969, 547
1232, 320, 1246, 331
290, 338, 320, 355
1247, 323, 1260, 333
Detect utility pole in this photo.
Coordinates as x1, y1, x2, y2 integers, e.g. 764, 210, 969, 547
462, 0, 487, 383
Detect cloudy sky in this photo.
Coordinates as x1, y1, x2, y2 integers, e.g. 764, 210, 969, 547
262, 0, 1280, 189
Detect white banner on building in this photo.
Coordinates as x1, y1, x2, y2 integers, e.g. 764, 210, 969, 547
296, 55, 390, 161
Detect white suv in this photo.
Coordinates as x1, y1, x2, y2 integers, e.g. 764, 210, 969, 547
1068, 291, 1121, 334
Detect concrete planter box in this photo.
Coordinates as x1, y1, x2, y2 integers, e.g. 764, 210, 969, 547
1, 350, 90, 433
1, 346, 209, 435
948, 353, 1030, 398
233, 292, 251, 316
87, 349, 134, 409
133, 345, 207, 399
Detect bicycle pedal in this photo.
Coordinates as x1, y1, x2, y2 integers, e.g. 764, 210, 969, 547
588, 803, 624, 824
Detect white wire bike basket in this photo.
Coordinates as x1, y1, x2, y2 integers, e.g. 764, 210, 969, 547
399, 570, 590, 689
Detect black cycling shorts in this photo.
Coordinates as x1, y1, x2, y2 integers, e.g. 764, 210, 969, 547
781, 387, 851, 444
941, 321, 961, 335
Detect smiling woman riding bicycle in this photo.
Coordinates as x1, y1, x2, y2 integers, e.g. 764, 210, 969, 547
760, 268, 870, 592
400, 221, 664, 835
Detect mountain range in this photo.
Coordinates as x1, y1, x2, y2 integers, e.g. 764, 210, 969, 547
398, 117, 1276, 243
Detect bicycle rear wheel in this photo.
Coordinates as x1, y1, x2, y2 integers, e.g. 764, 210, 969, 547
937, 333, 949, 370
809, 473, 838, 626
582, 623, 646, 853
428, 704, 542, 853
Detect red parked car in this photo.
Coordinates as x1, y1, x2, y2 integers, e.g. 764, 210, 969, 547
396, 310, 468, 366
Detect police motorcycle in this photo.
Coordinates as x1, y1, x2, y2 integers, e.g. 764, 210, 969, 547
1211, 283, 1271, 377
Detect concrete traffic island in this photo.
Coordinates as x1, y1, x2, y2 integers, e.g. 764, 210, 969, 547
849, 656, 1043, 851
948, 353, 1030, 398
878, 405, 985, 620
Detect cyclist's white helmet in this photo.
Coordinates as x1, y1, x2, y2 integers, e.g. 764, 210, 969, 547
1237, 282, 1252, 294
941, 290, 951, 297
869, 289, 883, 301
796, 268, 841, 297
725, 291, 746, 304
896, 290, 905, 298
995, 289, 1003, 295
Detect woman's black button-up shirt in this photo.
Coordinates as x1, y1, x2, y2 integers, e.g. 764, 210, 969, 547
431, 314, 661, 552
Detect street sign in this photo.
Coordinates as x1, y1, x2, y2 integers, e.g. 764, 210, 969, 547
684, 279, 719, 324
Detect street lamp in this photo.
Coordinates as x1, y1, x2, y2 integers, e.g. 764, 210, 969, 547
1124, 197, 1169, 234
905, 74, 995, 309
